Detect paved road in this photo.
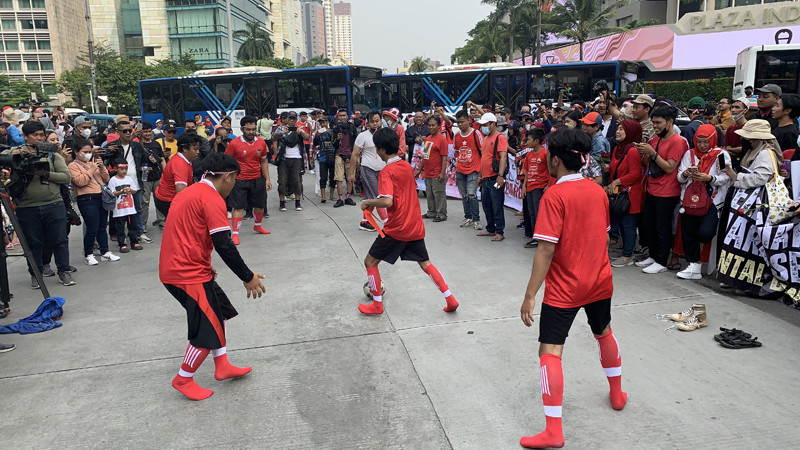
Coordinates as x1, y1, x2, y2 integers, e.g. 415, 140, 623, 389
2, 168, 799, 449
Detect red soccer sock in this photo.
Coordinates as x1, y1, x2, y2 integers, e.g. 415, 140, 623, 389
252, 212, 270, 234
520, 353, 564, 449
596, 329, 627, 410
359, 266, 384, 315
212, 347, 252, 380
423, 264, 459, 312
172, 343, 213, 401
232, 217, 243, 243
232, 234, 240, 245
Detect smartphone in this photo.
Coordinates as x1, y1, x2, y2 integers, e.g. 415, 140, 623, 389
718, 153, 726, 170
288, 126, 297, 131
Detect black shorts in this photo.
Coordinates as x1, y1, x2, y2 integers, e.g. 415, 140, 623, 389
538, 298, 611, 345
164, 280, 238, 349
227, 177, 267, 210
368, 234, 429, 264
154, 196, 171, 218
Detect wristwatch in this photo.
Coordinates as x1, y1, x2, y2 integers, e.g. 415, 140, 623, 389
650, 153, 658, 161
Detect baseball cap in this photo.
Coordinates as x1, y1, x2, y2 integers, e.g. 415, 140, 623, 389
73, 115, 89, 126
164, 125, 177, 132
500, 107, 512, 115
288, 112, 298, 119
519, 112, 533, 120
579, 111, 602, 126
155, 119, 163, 123
755, 84, 782, 96
687, 97, 706, 110
631, 94, 654, 107
477, 112, 497, 124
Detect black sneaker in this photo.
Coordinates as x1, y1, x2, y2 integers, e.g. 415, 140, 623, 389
58, 272, 76, 286
280, 201, 287, 212
321, 198, 326, 203
41, 265, 55, 277
433, 216, 447, 222
516, 222, 525, 229
359, 221, 376, 232
334, 199, 344, 208
295, 201, 302, 211
344, 197, 356, 206
68, 265, 78, 273
0, 343, 15, 353
30, 275, 40, 290
524, 240, 539, 248
243, 212, 254, 220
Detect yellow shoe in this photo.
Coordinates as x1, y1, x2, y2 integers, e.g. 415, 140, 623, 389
669, 304, 705, 323
678, 312, 708, 331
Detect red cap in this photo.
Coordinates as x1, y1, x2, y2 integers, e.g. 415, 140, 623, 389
579, 111, 602, 126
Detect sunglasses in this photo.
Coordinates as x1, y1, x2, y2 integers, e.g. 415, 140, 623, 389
119, 129, 133, 133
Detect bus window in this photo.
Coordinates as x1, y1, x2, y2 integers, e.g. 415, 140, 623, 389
426, 74, 457, 107
381, 81, 400, 110
277, 78, 299, 109
456, 74, 489, 107
243, 77, 275, 117
410, 80, 425, 111
558, 70, 587, 102
510, 73, 526, 111
214, 81, 239, 108
182, 82, 204, 114
756, 51, 799, 95
492, 74, 509, 107
351, 80, 381, 114
326, 71, 347, 115
527, 71, 557, 104
141, 82, 160, 114
300, 76, 324, 110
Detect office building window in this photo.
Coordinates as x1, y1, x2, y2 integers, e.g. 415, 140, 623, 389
7, 61, 21, 71
617, 16, 632, 27
40, 60, 52, 70
20, 0, 46, 7
20, 19, 33, 29
2, 19, 16, 30
23, 40, 37, 50
26, 61, 39, 71
37, 40, 49, 50
34, 19, 47, 29
0, 0, 13, 8
4, 40, 19, 50
715, 0, 732, 7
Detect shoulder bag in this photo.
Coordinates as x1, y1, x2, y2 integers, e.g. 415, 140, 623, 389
491, 135, 510, 177
681, 152, 712, 216
764, 149, 793, 224
608, 154, 631, 219
78, 161, 116, 211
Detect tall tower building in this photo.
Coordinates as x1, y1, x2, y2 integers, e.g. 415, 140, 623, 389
321, 0, 333, 59
300, 0, 325, 60
273, 0, 305, 65
332, 1, 352, 64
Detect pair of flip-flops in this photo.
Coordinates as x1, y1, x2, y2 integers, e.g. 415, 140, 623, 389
714, 327, 762, 349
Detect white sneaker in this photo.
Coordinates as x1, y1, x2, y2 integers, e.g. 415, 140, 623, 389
101, 251, 120, 262
460, 219, 473, 227
635, 257, 655, 267
473, 221, 483, 230
140, 233, 153, 244
85, 255, 99, 266
677, 262, 702, 280
642, 262, 667, 274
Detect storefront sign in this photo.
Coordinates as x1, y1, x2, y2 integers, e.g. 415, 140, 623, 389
680, 4, 800, 33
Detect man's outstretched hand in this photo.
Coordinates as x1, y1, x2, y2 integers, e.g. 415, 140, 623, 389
244, 273, 267, 298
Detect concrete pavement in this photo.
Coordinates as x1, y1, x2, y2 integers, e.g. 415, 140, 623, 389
1, 167, 799, 449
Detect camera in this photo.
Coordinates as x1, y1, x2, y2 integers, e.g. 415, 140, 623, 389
0, 142, 58, 196
593, 80, 610, 95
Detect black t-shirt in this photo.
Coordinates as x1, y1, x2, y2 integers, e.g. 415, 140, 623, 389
748, 111, 779, 129
142, 141, 165, 181
771, 122, 799, 152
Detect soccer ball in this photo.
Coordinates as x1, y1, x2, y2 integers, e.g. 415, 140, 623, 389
363, 281, 386, 299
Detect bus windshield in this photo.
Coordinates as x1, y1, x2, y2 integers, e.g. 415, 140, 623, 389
734, 45, 800, 98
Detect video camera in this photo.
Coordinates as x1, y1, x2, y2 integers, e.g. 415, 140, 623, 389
594, 80, 610, 95
0, 142, 59, 197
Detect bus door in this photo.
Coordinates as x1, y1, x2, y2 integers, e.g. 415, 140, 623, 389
243, 76, 276, 118
491, 74, 509, 109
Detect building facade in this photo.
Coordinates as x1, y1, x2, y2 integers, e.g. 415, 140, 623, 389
332, 1, 352, 64
272, 0, 305, 65
0, 0, 87, 95
301, 0, 325, 59
321, 0, 333, 59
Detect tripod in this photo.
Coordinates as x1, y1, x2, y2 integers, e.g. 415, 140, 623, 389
0, 184, 50, 317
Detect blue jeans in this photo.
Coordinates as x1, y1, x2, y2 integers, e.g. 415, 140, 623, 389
76, 193, 109, 257
133, 189, 144, 235
612, 213, 638, 258
480, 177, 505, 235
15, 201, 71, 275
456, 171, 480, 221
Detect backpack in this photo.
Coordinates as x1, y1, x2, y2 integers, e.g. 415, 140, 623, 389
681, 152, 713, 216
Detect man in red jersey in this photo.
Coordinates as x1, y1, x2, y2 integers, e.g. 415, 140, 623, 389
160, 152, 266, 401
154, 133, 204, 219
519, 127, 626, 448
453, 110, 483, 229
357, 128, 459, 315
225, 115, 273, 245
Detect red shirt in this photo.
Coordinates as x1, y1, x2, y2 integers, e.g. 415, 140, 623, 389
155, 152, 193, 202
378, 157, 425, 242
480, 133, 508, 178
522, 147, 549, 191
298, 120, 312, 145
533, 174, 614, 308
225, 136, 267, 180
454, 130, 483, 174
725, 123, 742, 149
646, 133, 688, 198
159, 180, 231, 285
422, 133, 448, 178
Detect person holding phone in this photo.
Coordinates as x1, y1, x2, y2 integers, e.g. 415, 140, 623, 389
675, 125, 732, 280
605, 120, 644, 267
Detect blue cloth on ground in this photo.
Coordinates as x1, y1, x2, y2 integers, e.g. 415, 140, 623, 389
0, 297, 65, 334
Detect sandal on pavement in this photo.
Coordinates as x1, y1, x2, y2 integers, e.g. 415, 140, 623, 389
714, 328, 752, 342
668, 262, 682, 270
477, 231, 494, 237
719, 335, 762, 349
491, 235, 505, 242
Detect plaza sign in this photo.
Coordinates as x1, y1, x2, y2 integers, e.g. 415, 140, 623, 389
678, 4, 800, 33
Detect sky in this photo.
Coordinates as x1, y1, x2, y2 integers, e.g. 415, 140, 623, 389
346, 0, 495, 72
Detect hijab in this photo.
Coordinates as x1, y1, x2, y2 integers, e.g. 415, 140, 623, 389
614, 119, 642, 158
692, 124, 721, 174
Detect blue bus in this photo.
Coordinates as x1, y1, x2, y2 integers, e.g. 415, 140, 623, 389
378, 60, 643, 115
138, 65, 383, 133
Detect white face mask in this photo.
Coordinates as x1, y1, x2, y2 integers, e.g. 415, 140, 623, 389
318, 127, 327, 133
81, 153, 92, 162
525, 124, 532, 131
732, 112, 745, 121
79, 128, 91, 138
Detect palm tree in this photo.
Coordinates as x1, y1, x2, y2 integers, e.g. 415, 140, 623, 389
541, 0, 627, 61
483, 0, 529, 60
408, 56, 432, 73
234, 21, 274, 62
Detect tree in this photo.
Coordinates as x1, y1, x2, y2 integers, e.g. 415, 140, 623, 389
56, 68, 92, 108
626, 18, 660, 30
541, 0, 627, 61
298, 55, 331, 68
234, 21, 274, 62
483, 0, 530, 61
243, 58, 295, 70
0, 74, 50, 107
450, 19, 510, 64
408, 56, 432, 73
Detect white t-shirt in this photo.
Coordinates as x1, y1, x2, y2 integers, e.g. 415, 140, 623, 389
285, 143, 302, 159
107, 175, 138, 218
122, 144, 140, 190
601, 117, 612, 139
355, 129, 385, 172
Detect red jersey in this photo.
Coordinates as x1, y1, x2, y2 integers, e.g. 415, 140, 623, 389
646, 133, 688, 198
298, 120, 312, 145
522, 147, 549, 191
159, 180, 231, 285
378, 157, 425, 242
225, 136, 267, 180
395, 123, 407, 158
155, 152, 193, 202
533, 174, 613, 308
480, 133, 508, 178
422, 134, 448, 178
454, 129, 483, 174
